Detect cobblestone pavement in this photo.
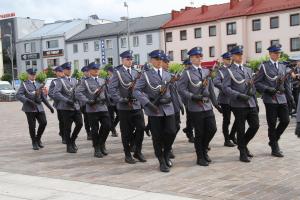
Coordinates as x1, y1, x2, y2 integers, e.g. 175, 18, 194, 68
0, 100, 300, 200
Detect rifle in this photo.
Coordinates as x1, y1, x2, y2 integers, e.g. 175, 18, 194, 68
152, 72, 180, 106
92, 78, 109, 103
127, 71, 142, 108
275, 68, 295, 93
34, 82, 46, 104
196, 69, 213, 107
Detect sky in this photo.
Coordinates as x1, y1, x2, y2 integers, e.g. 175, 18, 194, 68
1, 0, 228, 22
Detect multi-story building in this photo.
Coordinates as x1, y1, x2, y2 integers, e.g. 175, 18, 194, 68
161, 0, 300, 63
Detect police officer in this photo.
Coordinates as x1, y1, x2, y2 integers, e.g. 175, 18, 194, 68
255, 44, 294, 157
16, 68, 54, 150
134, 50, 177, 172
213, 52, 237, 147
223, 45, 259, 162
181, 59, 195, 143
108, 50, 146, 164
178, 47, 221, 167
75, 62, 111, 158
79, 66, 92, 140
48, 66, 65, 144
53, 62, 83, 153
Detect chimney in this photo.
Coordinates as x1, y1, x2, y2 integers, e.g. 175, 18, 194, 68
201, 5, 208, 14
230, 0, 239, 9
185, 6, 193, 11
251, 0, 261, 6
171, 10, 181, 20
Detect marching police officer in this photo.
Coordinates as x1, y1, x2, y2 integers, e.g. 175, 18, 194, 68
134, 50, 177, 172
48, 66, 65, 143
53, 62, 83, 153
213, 52, 237, 147
223, 46, 259, 162
178, 47, 221, 167
255, 44, 294, 157
16, 68, 54, 150
79, 66, 92, 140
75, 62, 111, 158
108, 50, 146, 164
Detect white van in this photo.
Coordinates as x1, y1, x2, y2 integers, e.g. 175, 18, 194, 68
0, 81, 16, 101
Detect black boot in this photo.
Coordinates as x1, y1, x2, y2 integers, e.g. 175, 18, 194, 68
125, 152, 136, 164
67, 144, 76, 153
111, 128, 118, 137
158, 156, 170, 172
62, 137, 66, 144
230, 135, 237, 145
203, 149, 212, 163
37, 140, 44, 148
224, 140, 235, 147
169, 149, 175, 159
164, 152, 173, 168
133, 152, 147, 162
100, 144, 108, 156
269, 142, 284, 157
32, 139, 39, 150
196, 151, 209, 166
239, 148, 250, 162
246, 147, 254, 158
94, 146, 103, 158
72, 141, 78, 152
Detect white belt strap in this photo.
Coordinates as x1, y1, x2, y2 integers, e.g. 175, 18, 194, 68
227, 68, 246, 84
116, 70, 132, 89
261, 63, 278, 81
186, 70, 203, 88
144, 72, 161, 91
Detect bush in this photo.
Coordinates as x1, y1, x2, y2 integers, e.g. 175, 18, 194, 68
1, 74, 12, 82
45, 67, 55, 78
72, 69, 83, 80
103, 64, 113, 71
99, 69, 109, 78
36, 72, 47, 83
19, 73, 28, 82
169, 63, 184, 74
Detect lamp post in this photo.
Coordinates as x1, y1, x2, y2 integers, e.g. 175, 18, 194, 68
4, 23, 14, 88
124, 1, 130, 50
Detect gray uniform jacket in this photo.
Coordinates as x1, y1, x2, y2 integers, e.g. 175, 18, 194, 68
213, 66, 231, 105
48, 78, 58, 108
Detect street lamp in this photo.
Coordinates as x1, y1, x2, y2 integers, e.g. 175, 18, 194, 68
124, 1, 130, 50
3, 22, 15, 88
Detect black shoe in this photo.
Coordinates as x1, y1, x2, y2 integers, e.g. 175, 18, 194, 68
272, 151, 284, 157
125, 154, 136, 164
239, 148, 250, 162
188, 137, 195, 143
269, 142, 284, 157
37, 140, 44, 148
94, 148, 103, 158
203, 150, 212, 163
67, 144, 76, 153
230, 136, 237, 145
197, 157, 209, 166
133, 152, 147, 162
32, 141, 39, 150
100, 144, 108, 156
62, 137, 66, 144
72, 141, 78, 151
158, 157, 170, 172
224, 140, 235, 147
169, 150, 175, 159
130, 145, 136, 153
246, 147, 254, 158
111, 129, 118, 137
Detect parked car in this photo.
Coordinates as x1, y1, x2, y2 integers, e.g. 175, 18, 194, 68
0, 81, 17, 101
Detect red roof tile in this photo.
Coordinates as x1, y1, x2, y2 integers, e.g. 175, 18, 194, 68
162, 0, 300, 29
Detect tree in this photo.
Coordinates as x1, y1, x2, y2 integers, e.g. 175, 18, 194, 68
45, 66, 55, 78
1, 74, 12, 82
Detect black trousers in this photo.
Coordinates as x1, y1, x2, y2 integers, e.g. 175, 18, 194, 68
81, 106, 91, 135
185, 106, 194, 138
88, 112, 111, 148
190, 111, 217, 155
265, 104, 290, 144
175, 112, 181, 134
108, 105, 119, 131
231, 107, 259, 149
293, 87, 300, 108
119, 109, 145, 154
57, 110, 64, 138
149, 114, 176, 158
25, 112, 47, 142
220, 104, 237, 141
61, 110, 83, 145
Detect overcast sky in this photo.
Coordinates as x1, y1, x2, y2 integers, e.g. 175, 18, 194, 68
1, 0, 228, 22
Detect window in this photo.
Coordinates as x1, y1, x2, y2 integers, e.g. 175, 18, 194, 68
270, 17, 279, 29
168, 51, 174, 61
271, 40, 280, 46
46, 40, 58, 49
94, 41, 99, 51
24, 43, 30, 53
73, 60, 79, 69
181, 49, 188, 61
255, 41, 262, 53
194, 28, 202, 38
227, 44, 237, 52
30, 42, 36, 52
32, 60, 37, 68
166, 32, 172, 42
146, 34, 153, 45
252, 19, 261, 31
83, 43, 89, 52
133, 36, 139, 47
107, 57, 113, 65
209, 46, 215, 57
121, 38, 127, 48
290, 14, 300, 26
227, 22, 237, 35
95, 58, 100, 64
106, 40, 112, 49
209, 26, 216, 37
134, 54, 140, 65
84, 59, 89, 66
73, 44, 78, 53
180, 30, 187, 40
291, 37, 300, 51
47, 59, 59, 67
25, 61, 31, 69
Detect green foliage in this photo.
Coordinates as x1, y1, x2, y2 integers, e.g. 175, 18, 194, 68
103, 64, 113, 71
279, 52, 290, 62
1, 74, 12, 82
19, 73, 28, 82
169, 63, 184, 74
99, 69, 109, 78
36, 72, 47, 83
72, 69, 84, 80
46, 67, 55, 78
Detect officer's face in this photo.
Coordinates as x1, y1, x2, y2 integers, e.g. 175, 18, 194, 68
190, 55, 203, 66
122, 58, 133, 68
89, 69, 99, 77
84, 71, 90, 77
63, 69, 72, 76
150, 58, 162, 68
56, 71, 64, 78
232, 54, 243, 64
223, 58, 232, 66
28, 74, 36, 81
162, 61, 169, 70
269, 52, 281, 61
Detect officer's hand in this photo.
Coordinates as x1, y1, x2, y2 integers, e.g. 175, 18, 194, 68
215, 105, 223, 113
146, 102, 159, 113
180, 106, 185, 115
119, 98, 129, 103
237, 94, 251, 101
265, 87, 277, 96
191, 94, 203, 102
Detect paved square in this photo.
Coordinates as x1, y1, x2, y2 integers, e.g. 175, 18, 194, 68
0, 100, 300, 200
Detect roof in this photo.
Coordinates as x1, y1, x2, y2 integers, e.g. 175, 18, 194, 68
162, 0, 300, 28
67, 13, 170, 42
19, 19, 85, 41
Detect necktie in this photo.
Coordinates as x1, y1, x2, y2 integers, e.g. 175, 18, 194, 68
95, 78, 99, 84
158, 69, 162, 79
32, 81, 36, 89
68, 78, 71, 82
198, 68, 202, 78
127, 69, 132, 78
239, 65, 243, 71
274, 63, 278, 70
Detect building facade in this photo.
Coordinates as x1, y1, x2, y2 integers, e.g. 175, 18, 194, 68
161, 0, 300, 63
